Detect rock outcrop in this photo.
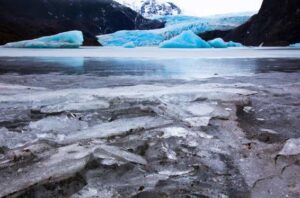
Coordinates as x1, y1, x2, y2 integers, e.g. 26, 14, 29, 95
200, 0, 300, 46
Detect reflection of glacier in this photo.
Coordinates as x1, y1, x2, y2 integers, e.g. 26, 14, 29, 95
0, 57, 270, 80
0, 57, 300, 80
97, 14, 251, 47
35, 57, 84, 68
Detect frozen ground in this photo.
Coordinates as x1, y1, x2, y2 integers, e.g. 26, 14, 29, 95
0, 48, 299, 197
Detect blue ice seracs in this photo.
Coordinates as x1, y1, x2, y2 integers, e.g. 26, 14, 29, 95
4, 31, 84, 48
159, 31, 211, 48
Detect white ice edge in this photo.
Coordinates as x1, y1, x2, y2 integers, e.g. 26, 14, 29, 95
0, 47, 300, 59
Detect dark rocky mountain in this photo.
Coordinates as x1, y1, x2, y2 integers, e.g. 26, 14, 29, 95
200, 0, 300, 46
0, 0, 164, 45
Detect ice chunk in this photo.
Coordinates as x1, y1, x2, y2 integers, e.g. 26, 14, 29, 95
290, 43, 300, 47
0, 128, 37, 149
159, 31, 211, 48
93, 145, 147, 165
279, 138, 300, 156
63, 116, 172, 143
162, 127, 189, 138
29, 116, 88, 134
184, 117, 211, 127
4, 31, 83, 48
40, 100, 110, 113
208, 38, 242, 48
0, 143, 95, 197
122, 42, 136, 48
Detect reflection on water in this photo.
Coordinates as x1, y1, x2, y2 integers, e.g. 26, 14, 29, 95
0, 57, 299, 80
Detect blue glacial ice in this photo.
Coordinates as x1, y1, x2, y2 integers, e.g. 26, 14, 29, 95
154, 14, 251, 28
208, 38, 243, 48
123, 42, 136, 48
290, 43, 300, 47
159, 31, 242, 49
4, 31, 84, 48
159, 31, 211, 48
97, 14, 251, 47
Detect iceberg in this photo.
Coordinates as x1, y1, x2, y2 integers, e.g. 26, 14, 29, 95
159, 31, 211, 48
290, 43, 300, 47
4, 31, 84, 48
208, 38, 243, 48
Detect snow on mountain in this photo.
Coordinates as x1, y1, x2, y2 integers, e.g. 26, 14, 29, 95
97, 14, 251, 47
115, 0, 182, 17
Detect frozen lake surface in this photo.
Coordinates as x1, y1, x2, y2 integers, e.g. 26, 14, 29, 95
1, 47, 300, 58
0, 48, 299, 197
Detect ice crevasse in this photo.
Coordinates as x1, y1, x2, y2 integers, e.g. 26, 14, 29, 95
3, 31, 84, 48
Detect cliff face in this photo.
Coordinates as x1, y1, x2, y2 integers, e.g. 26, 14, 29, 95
0, 0, 164, 45
200, 0, 300, 46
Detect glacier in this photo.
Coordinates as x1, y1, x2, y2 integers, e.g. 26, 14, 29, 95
208, 38, 242, 48
159, 31, 211, 48
97, 14, 251, 47
3, 31, 84, 48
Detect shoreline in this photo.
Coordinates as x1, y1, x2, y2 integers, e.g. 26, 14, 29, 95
0, 47, 300, 59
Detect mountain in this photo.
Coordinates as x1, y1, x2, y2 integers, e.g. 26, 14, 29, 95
115, 0, 182, 17
0, 0, 164, 45
200, 0, 300, 46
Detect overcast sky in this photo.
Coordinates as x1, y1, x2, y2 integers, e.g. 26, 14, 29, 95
170, 0, 263, 16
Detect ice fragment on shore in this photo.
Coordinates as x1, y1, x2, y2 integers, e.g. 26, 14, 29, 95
64, 116, 172, 143
29, 115, 88, 133
279, 138, 300, 156
162, 127, 189, 138
0, 128, 36, 149
40, 100, 110, 113
94, 145, 147, 165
